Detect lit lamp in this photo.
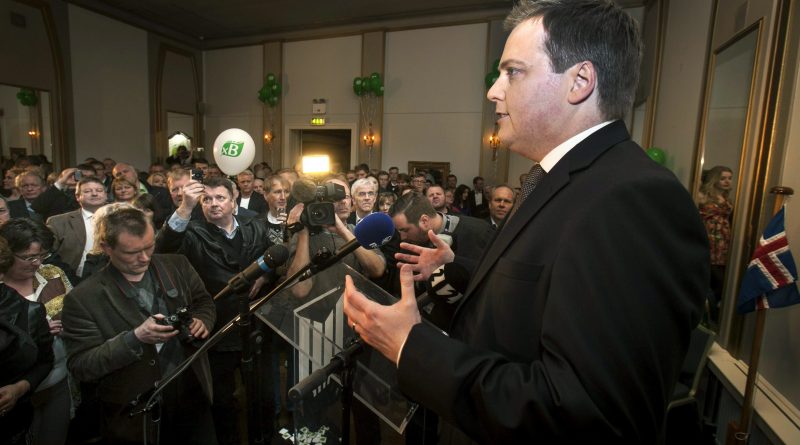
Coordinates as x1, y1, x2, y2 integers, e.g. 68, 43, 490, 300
488, 124, 501, 160
363, 129, 376, 149
302, 155, 330, 177
263, 130, 273, 143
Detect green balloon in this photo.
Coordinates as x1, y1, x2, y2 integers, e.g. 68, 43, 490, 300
376, 85, 384, 97
362, 76, 372, 93
267, 95, 279, 107
270, 83, 282, 95
369, 76, 382, 92
493, 58, 500, 71
354, 77, 363, 87
353, 83, 363, 95
646, 147, 666, 165
266, 73, 277, 86
485, 72, 497, 89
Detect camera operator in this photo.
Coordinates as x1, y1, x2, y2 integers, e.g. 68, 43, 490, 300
284, 176, 385, 299
61, 207, 216, 444
154, 176, 276, 445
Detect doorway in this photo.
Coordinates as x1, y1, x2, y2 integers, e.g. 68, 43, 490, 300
286, 126, 356, 174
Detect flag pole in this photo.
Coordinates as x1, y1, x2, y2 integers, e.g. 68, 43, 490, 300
726, 186, 794, 445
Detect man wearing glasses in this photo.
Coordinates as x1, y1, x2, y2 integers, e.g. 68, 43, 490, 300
348, 178, 377, 225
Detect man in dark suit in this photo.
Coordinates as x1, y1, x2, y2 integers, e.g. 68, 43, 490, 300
9, 170, 47, 221
235, 169, 268, 215
61, 207, 216, 444
486, 184, 515, 229
47, 177, 108, 278
343, 1, 709, 443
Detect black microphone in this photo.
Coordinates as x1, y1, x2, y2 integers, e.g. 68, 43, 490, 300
299, 212, 395, 280
216, 244, 290, 299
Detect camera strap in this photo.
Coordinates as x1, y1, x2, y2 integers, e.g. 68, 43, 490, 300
440, 213, 460, 236
109, 263, 168, 318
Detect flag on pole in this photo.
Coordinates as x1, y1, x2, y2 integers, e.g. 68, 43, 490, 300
737, 206, 800, 313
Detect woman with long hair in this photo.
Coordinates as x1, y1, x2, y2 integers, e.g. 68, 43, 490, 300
697, 165, 734, 321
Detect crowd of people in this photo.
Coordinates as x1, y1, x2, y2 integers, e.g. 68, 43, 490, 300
0, 148, 518, 445
1, 1, 715, 444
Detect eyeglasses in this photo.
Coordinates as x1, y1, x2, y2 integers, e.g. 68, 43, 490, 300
15, 252, 52, 263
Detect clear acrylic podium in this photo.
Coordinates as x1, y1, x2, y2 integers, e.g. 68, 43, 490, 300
255, 262, 418, 442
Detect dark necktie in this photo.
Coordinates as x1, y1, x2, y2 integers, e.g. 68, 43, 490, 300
508, 163, 546, 221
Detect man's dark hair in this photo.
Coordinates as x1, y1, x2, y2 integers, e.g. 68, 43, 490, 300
76, 176, 106, 195
505, 0, 642, 119
103, 207, 151, 248
0, 218, 55, 253
193, 158, 209, 166
76, 163, 95, 173
473, 176, 484, 185
202, 176, 234, 198
355, 164, 369, 174
390, 192, 437, 226
388, 166, 399, 172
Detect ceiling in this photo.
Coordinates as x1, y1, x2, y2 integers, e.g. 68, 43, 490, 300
65, 0, 646, 49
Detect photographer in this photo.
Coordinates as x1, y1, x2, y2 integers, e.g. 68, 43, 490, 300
284, 176, 385, 298
32, 165, 96, 220
154, 176, 276, 445
61, 207, 216, 444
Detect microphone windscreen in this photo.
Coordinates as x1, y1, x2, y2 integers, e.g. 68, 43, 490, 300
291, 178, 318, 204
354, 212, 395, 249
265, 244, 290, 268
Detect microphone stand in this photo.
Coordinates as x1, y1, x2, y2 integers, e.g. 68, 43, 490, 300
133, 246, 356, 444
287, 338, 364, 445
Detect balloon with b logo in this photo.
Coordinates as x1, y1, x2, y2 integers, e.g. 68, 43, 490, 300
213, 128, 256, 175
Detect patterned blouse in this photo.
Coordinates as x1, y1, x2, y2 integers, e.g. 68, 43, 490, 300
699, 200, 733, 266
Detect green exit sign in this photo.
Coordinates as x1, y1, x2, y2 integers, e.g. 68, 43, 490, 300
310, 117, 326, 126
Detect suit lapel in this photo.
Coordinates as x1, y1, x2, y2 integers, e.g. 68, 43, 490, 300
67, 210, 87, 248
98, 268, 148, 328
461, 121, 632, 300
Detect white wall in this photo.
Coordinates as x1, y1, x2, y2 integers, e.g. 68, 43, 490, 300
203, 45, 264, 163
383, 24, 487, 179
69, 5, 150, 169
282, 35, 362, 168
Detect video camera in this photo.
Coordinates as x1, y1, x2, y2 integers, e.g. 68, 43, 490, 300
299, 182, 346, 229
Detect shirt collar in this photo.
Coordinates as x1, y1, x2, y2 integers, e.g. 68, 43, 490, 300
81, 208, 94, 220
538, 120, 614, 173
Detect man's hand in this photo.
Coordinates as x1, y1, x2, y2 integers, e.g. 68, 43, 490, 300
0, 380, 30, 415
56, 168, 78, 190
176, 180, 204, 219
343, 265, 422, 365
396, 230, 455, 281
189, 318, 210, 339
248, 274, 269, 299
48, 319, 63, 336
325, 213, 352, 239
133, 314, 179, 344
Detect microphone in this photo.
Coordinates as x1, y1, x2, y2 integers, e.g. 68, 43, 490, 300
299, 212, 395, 280
291, 178, 318, 204
216, 244, 290, 299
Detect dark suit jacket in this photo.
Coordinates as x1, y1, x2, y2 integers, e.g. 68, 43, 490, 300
61, 254, 216, 439
237, 191, 268, 215
8, 198, 42, 222
397, 121, 709, 443
46, 209, 87, 273
31, 185, 79, 220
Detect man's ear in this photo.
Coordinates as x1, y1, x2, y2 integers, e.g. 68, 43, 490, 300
418, 214, 429, 231
567, 61, 597, 105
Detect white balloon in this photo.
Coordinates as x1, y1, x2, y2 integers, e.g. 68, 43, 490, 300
212, 128, 256, 176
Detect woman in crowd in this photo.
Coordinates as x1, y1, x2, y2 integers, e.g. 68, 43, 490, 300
452, 184, 473, 216
377, 192, 396, 214
111, 177, 138, 203
697, 165, 734, 321
3, 168, 22, 201
0, 219, 72, 445
445, 188, 460, 214
0, 234, 54, 445
147, 172, 167, 189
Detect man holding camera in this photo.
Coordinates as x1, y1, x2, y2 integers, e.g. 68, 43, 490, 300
155, 176, 276, 445
284, 176, 385, 298
61, 207, 216, 444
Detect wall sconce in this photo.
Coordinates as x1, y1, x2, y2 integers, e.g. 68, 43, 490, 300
488, 124, 500, 160
363, 127, 376, 149
263, 130, 273, 143
28, 129, 39, 138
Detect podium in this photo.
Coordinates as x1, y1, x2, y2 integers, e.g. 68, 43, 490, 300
256, 263, 418, 442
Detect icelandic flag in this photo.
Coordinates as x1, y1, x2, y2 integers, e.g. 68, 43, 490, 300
737, 206, 800, 313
